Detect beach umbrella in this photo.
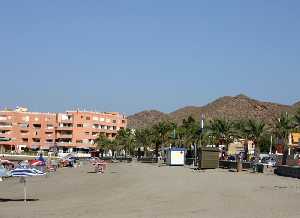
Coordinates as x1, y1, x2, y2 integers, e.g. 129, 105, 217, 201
11, 167, 45, 202
30, 160, 44, 166
1, 159, 15, 165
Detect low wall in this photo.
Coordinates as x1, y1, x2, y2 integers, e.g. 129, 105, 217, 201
219, 161, 253, 169
137, 157, 157, 163
274, 165, 300, 179
0, 154, 60, 161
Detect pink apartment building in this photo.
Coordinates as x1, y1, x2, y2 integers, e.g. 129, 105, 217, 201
0, 107, 127, 153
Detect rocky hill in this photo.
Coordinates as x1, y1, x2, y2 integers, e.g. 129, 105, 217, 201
127, 94, 298, 129
293, 101, 300, 110
127, 110, 170, 129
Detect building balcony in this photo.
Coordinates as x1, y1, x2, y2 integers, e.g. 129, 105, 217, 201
74, 143, 95, 149
0, 125, 12, 129
57, 126, 73, 130
30, 143, 41, 149
56, 142, 74, 147
57, 134, 73, 139
0, 133, 10, 138
19, 125, 29, 129
60, 119, 73, 124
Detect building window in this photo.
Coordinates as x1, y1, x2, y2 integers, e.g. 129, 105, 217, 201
100, 117, 105, 122
85, 132, 89, 136
83, 123, 89, 128
0, 122, 12, 127
77, 124, 83, 128
20, 130, 29, 134
93, 124, 99, 129
106, 119, 111, 123
33, 138, 40, 142
22, 138, 28, 142
33, 124, 41, 129
93, 116, 98, 121
112, 120, 117, 123
46, 139, 53, 143
86, 116, 90, 121
122, 120, 126, 124
76, 140, 83, 143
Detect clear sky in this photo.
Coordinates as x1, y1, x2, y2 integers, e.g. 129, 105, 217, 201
0, 0, 299, 115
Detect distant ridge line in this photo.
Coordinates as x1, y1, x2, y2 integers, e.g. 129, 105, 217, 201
128, 94, 299, 129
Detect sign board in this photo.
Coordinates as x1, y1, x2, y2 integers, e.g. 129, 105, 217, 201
166, 148, 186, 166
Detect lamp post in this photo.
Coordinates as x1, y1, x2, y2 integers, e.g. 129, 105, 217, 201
269, 135, 273, 155
194, 114, 205, 168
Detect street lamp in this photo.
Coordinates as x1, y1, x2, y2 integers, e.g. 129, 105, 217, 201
194, 114, 205, 168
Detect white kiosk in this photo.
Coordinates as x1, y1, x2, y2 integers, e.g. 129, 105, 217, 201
166, 148, 186, 166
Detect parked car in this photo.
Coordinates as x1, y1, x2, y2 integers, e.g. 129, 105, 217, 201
261, 156, 277, 167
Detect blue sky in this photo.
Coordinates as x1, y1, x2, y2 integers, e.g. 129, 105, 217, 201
0, 0, 299, 115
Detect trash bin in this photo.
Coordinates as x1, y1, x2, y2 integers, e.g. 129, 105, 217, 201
198, 147, 219, 169
257, 164, 264, 173
253, 163, 264, 173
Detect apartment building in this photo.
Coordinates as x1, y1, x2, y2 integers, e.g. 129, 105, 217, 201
0, 108, 127, 153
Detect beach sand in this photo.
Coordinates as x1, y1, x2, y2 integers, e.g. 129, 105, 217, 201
0, 162, 299, 218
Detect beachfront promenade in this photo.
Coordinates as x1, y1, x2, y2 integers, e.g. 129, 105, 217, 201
0, 162, 299, 218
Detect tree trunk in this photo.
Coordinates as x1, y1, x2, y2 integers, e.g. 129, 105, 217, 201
255, 144, 260, 164
237, 154, 242, 172
155, 143, 159, 158
282, 148, 288, 165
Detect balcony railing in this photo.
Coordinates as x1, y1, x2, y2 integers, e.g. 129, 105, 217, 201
56, 142, 74, 147
57, 134, 73, 139
74, 143, 95, 148
0, 125, 12, 128
60, 119, 73, 124
0, 133, 10, 137
57, 126, 73, 130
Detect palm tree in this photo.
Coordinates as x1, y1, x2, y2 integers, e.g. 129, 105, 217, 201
182, 116, 202, 147
294, 108, 300, 131
207, 118, 236, 147
96, 134, 113, 157
152, 121, 173, 158
240, 119, 266, 161
134, 128, 154, 157
116, 128, 134, 157
273, 112, 294, 164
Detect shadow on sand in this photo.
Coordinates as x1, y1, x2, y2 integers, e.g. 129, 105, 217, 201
0, 198, 39, 202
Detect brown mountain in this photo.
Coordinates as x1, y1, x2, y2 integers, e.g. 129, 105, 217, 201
293, 101, 300, 110
127, 94, 298, 129
127, 110, 170, 129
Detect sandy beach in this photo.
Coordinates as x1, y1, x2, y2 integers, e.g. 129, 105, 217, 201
0, 162, 300, 218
